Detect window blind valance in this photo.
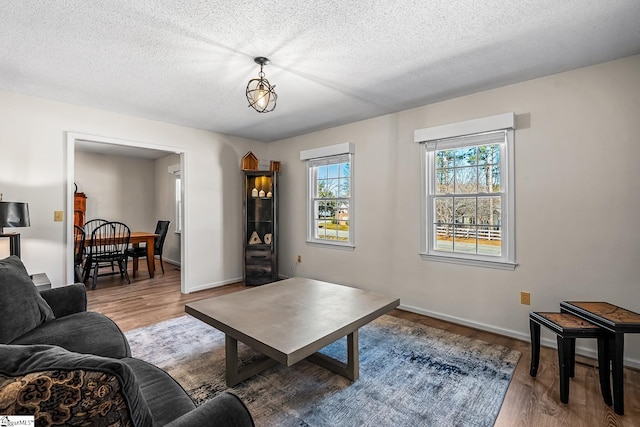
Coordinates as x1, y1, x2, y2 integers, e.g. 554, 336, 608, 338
300, 142, 354, 161
415, 112, 515, 146
307, 153, 351, 167
425, 130, 507, 152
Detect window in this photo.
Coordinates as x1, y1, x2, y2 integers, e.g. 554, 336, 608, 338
301, 143, 355, 247
169, 163, 182, 233
415, 113, 516, 270
175, 173, 182, 233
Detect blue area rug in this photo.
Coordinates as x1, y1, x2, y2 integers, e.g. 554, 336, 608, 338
126, 314, 519, 426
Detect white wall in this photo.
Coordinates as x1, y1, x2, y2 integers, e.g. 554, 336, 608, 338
267, 55, 640, 366
74, 151, 155, 230
0, 90, 266, 291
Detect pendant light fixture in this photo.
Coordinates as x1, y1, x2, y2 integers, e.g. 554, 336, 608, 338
246, 57, 277, 113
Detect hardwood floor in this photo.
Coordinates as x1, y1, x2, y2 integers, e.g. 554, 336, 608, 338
86, 265, 640, 426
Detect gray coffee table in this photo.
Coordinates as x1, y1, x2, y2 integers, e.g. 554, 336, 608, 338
185, 277, 400, 386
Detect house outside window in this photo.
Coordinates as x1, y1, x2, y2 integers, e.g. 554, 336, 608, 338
300, 143, 355, 247
415, 113, 516, 270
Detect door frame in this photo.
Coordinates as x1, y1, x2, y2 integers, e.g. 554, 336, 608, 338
65, 132, 188, 293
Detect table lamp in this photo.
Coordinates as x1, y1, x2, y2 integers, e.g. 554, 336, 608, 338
0, 199, 31, 258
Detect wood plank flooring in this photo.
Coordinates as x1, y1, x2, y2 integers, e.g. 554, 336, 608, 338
86, 265, 640, 426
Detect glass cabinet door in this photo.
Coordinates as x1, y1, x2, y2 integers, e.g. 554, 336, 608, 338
243, 171, 277, 285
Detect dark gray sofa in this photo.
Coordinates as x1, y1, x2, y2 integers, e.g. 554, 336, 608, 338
0, 256, 254, 427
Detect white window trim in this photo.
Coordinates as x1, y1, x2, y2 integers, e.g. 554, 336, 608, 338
415, 113, 517, 270
301, 143, 355, 248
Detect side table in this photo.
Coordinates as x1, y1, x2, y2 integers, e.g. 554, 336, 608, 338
30, 273, 51, 291
529, 312, 611, 405
560, 301, 640, 415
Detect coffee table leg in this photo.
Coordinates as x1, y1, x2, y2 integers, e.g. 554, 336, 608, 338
225, 335, 277, 387
308, 330, 360, 381
347, 330, 360, 381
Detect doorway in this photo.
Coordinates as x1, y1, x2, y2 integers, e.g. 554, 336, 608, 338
65, 132, 187, 292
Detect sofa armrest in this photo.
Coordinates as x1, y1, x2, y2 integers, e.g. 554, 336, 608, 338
165, 392, 254, 427
0, 344, 152, 427
39, 283, 87, 318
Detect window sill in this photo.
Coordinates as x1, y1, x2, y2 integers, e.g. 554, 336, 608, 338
419, 252, 517, 270
306, 240, 355, 251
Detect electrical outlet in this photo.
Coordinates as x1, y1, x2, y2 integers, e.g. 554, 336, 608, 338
297, 255, 302, 263
520, 291, 531, 305
54, 211, 64, 222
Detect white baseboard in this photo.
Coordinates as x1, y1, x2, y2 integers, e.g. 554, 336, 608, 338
399, 303, 640, 370
163, 258, 180, 267
186, 276, 243, 293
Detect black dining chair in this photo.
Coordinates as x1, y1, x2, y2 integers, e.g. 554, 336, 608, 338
83, 218, 108, 236
73, 225, 85, 282
82, 218, 108, 280
85, 221, 131, 290
125, 220, 171, 278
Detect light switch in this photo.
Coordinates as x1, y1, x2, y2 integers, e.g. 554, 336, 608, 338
54, 211, 64, 222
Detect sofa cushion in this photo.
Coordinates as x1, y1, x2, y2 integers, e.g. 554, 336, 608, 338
123, 358, 196, 425
0, 256, 55, 344
10, 311, 131, 359
0, 344, 153, 427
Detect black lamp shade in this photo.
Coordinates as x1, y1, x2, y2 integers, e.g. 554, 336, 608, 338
0, 202, 30, 228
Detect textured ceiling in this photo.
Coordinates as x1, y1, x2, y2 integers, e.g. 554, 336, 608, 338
1, 1, 639, 142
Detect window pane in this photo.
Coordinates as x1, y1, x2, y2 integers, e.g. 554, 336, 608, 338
455, 147, 477, 167
435, 197, 453, 224
315, 219, 328, 239
478, 144, 501, 165
318, 178, 339, 198
335, 200, 350, 241
434, 224, 453, 252
453, 225, 477, 253
316, 178, 329, 198
455, 167, 477, 193
478, 226, 501, 255
316, 200, 337, 219
477, 197, 501, 226
338, 177, 350, 197
317, 165, 328, 180
315, 201, 326, 219
454, 197, 476, 224
478, 164, 500, 193
327, 164, 339, 179
491, 168, 501, 192
436, 169, 454, 194
437, 150, 455, 168
328, 178, 340, 196
341, 162, 351, 178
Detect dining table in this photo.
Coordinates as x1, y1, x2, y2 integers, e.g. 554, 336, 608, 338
79, 230, 159, 278
128, 231, 160, 278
